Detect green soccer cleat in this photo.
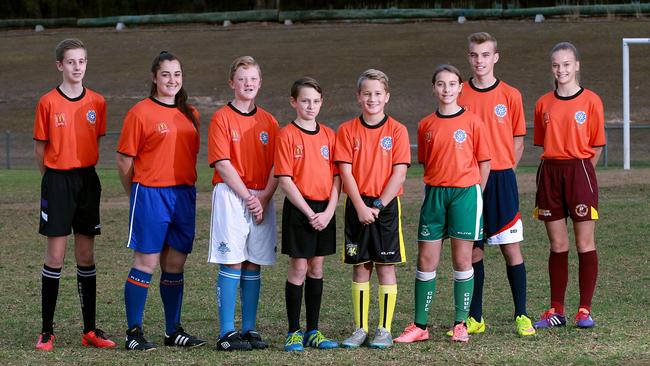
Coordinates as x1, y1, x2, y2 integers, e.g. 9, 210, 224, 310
515, 315, 536, 336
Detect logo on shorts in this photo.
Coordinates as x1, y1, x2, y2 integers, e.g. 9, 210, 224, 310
157, 122, 169, 134
353, 137, 361, 151
537, 208, 552, 217
294, 144, 304, 158
217, 241, 231, 254
320, 145, 330, 160
575, 111, 587, 125
575, 204, 589, 217
86, 110, 97, 124
55, 112, 66, 127
380, 136, 393, 151
494, 104, 507, 118
259, 131, 269, 145
230, 128, 240, 142
346, 243, 358, 257
420, 225, 430, 237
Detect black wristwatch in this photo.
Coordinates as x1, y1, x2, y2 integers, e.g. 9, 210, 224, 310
372, 199, 385, 211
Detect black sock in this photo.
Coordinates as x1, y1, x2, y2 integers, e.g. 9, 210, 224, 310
77, 264, 97, 333
507, 262, 528, 318
469, 259, 484, 322
285, 281, 303, 333
415, 322, 427, 330
42, 265, 62, 334
305, 277, 323, 332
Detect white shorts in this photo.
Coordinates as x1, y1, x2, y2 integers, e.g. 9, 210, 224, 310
208, 183, 277, 265
486, 217, 524, 245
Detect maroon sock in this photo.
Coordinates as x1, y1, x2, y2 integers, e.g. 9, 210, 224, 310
578, 250, 598, 312
549, 251, 569, 315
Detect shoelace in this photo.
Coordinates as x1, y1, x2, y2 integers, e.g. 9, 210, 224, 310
309, 331, 328, 345
41, 333, 53, 342
286, 332, 302, 345
93, 329, 108, 339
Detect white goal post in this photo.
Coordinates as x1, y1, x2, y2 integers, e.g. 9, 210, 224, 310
622, 38, 650, 170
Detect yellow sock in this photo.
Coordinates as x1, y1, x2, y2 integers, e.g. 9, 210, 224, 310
352, 281, 370, 332
378, 284, 397, 332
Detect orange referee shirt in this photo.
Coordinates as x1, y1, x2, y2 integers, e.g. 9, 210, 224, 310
458, 79, 526, 170
274, 122, 337, 201
208, 103, 280, 189
117, 97, 200, 187
418, 109, 491, 188
334, 115, 411, 197
33, 87, 106, 169
534, 88, 606, 160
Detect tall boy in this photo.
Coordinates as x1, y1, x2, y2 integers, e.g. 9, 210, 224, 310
335, 69, 410, 349
457, 32, 535, 336
208, 56, 280, 351
33, 39, 115, 350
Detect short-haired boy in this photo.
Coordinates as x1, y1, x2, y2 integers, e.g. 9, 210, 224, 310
208, 56, 280, 351
335, 69, 410, 349
457, 32, 534, 336
33, 38, 115, 350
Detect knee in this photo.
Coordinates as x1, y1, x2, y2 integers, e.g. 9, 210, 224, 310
307, 265, 323, 279
291, 261, 308, 279
471, 247, 484, 263
44, 254, 65, 268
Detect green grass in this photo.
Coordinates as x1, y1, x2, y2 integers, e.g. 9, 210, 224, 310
1, 168, 649, 365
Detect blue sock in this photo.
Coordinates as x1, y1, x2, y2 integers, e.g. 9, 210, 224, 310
469, 259, 484, 322
217, 266, 240, 337
507, 262, 528, 318
124, 268, 152, 329
240, 269, 261, 333
160, 271, 184, 335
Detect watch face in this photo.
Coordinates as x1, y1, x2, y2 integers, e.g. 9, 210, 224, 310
373, 199, 384, 209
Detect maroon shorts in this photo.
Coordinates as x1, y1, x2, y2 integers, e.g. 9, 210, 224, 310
534, 159, 599, 222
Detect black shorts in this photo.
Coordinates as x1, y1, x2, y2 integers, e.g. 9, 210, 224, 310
39, 167, 101, 237
343, 196, 405, 265
281, 197, 336, 258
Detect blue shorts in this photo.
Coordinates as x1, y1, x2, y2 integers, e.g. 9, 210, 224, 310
127, 183, 196, 254
475, 169, 523, 248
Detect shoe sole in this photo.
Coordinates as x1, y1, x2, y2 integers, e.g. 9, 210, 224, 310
165, 342, 207, 349
341, 342, 362, 349
368, 343, 392, 349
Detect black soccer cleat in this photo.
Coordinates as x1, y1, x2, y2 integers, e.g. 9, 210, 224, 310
164, 324, 207, 348
241, 330, 268, 349
125, 325, 156, 351
216, 330, 252, 351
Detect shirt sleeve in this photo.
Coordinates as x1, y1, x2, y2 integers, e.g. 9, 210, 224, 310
510, 88, 527, 137
273, 129, 293, 178
589, 94, 606, 147
97, 96, 107, 137
116, 109, 143, 157
334, 123, 352, 164
392, 123, 411, 166
208, 110, 230, 167
474, 116, 491, 162
33, 98, 49, 141
533, 98, 545, 147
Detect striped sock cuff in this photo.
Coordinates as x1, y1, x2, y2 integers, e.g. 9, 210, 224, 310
42, 265, 62, 279
416, 270, 436, 281
127, 268, 152, 288
77, 265, 97, 278
453, 268, 474, 281
241, 270, 261, 281
160, 271, 184, 286
218, 266, 242, 280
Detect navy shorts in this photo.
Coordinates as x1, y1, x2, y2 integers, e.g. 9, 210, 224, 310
127, 183, 196, 254
39, 167, 101, 237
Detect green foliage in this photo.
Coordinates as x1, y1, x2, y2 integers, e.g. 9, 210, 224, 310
1, 168, 649, 364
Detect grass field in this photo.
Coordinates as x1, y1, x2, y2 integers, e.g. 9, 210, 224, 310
1, 166, 649, 365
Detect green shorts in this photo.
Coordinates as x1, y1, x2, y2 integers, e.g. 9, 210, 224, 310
418, 185, 483, 241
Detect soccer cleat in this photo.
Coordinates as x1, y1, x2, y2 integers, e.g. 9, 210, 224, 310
82, 329, 117, 348
575, 308, 595, 328
368, 327, 393, 349
303, 329, 338, 349
35, 332, 55, 351
125, 325, 156, 351
284, 330, 304, 352
164, 324, 207, 348
241, 330, 268, 349
533, 308, 566, 329
394, 323, 429, 343
216, 330, 252, 351
341, 328, 368, 348
446, 316, 484, 336
451, 322, 469, 343
515, 315, 536, 336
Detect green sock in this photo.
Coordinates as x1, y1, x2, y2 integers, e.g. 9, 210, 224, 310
414, 278, 436, 326
453, 272, 474, 323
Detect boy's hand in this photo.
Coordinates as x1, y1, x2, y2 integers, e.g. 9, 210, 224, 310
309, 211, 333, 231
370, 207, 380, 219
357, 206, 376, 225
246, 195, 263, 219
